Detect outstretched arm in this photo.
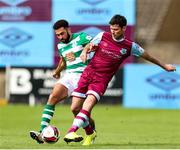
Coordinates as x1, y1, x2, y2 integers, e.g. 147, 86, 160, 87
141, 51, 176, 72
53, 57, 66, 79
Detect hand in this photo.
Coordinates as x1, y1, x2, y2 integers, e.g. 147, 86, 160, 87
53, 71, 60, 79
88, 43, 98, 52
80, 51, 87, 63
164, 64, 176, 72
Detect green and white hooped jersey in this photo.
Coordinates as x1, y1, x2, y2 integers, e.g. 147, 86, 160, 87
58, 32, 93, 74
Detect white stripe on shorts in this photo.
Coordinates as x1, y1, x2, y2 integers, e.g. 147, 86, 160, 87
87, 90, 100, 101
72, 91, 86, 98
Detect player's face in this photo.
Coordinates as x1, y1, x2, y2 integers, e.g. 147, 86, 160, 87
55, 27, 71, 43
110, 24, 126, 40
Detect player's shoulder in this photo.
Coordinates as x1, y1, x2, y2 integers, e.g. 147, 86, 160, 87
123, 39, 142, 49
76, 32, 89, 37
75, 32, 92, 40
103, 31, 110, 36
93, 31, 105, 39
102, 31, 112, 38
123, 38, 134, 45
57, 42, 66, 49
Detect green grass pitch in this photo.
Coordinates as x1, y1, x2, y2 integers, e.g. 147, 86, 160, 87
0, 104, 180, 149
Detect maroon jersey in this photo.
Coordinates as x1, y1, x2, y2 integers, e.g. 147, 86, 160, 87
72, 32, 144, 100
88, 32, 132, 80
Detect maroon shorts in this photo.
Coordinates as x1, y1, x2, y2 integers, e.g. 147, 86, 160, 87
73, 68, 111, 100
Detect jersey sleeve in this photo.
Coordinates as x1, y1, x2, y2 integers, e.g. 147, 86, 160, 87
80, 32, 93, 45
91, 32, 104, 45
131, 42, 145, 57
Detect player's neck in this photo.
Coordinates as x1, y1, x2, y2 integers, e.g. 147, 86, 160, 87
69, 34, 72, 41
112, 35, 124, 42
67, 34, 72, 43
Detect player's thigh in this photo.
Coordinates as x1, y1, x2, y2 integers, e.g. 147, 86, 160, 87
50, 83, 68, 100
59, 73, 81, 96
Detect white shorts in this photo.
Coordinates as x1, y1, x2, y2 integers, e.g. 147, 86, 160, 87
56, 72, 81, 97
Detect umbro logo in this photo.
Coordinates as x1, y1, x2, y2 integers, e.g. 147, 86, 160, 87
81, 0, 105, 5
146, 72, 180, 92
0, 27, 32, 48
0, 0, 28, 6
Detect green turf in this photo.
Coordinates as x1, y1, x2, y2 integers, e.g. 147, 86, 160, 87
0, 104, 180, 149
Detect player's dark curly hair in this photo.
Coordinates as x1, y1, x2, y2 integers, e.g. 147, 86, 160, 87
109, 14, 127, 28
53, 19, 69, 30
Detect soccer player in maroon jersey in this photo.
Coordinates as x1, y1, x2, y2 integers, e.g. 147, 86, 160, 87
63, 14, 176, 145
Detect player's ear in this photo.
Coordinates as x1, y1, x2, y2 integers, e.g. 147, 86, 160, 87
67, 28, 71, 34
122, 26, 126, 32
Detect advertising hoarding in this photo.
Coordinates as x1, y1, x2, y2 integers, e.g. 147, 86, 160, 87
9, 67, 56, 104
123, 64, 180, 109
0, 0, 51, 21
53, 0, 135, 25
0, 23, 54, 67
0, 0, 53, 67
8, 67, 123, 104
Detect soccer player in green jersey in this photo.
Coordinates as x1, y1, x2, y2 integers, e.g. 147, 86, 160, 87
30, 19, 95, 144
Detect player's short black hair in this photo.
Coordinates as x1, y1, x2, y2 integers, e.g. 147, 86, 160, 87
109, 14, 127, 28
53, 19, 69, 30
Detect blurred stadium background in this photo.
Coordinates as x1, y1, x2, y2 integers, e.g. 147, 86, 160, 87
0, 0, 180, 148
0, 0, 179, 108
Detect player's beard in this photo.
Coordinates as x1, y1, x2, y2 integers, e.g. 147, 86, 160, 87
113, 33, 123, 40
62, 32, 71, 44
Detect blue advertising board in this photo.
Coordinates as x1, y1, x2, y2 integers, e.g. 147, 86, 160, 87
53, 0, 136, 25
123, 64, 180, 109
0, 23, 54, 67
0, 0, 53, 67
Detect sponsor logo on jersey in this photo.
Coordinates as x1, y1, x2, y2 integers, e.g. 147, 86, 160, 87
101, 48, 122, 59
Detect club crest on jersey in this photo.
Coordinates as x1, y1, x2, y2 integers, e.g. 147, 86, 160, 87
120, 48, 127, 55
